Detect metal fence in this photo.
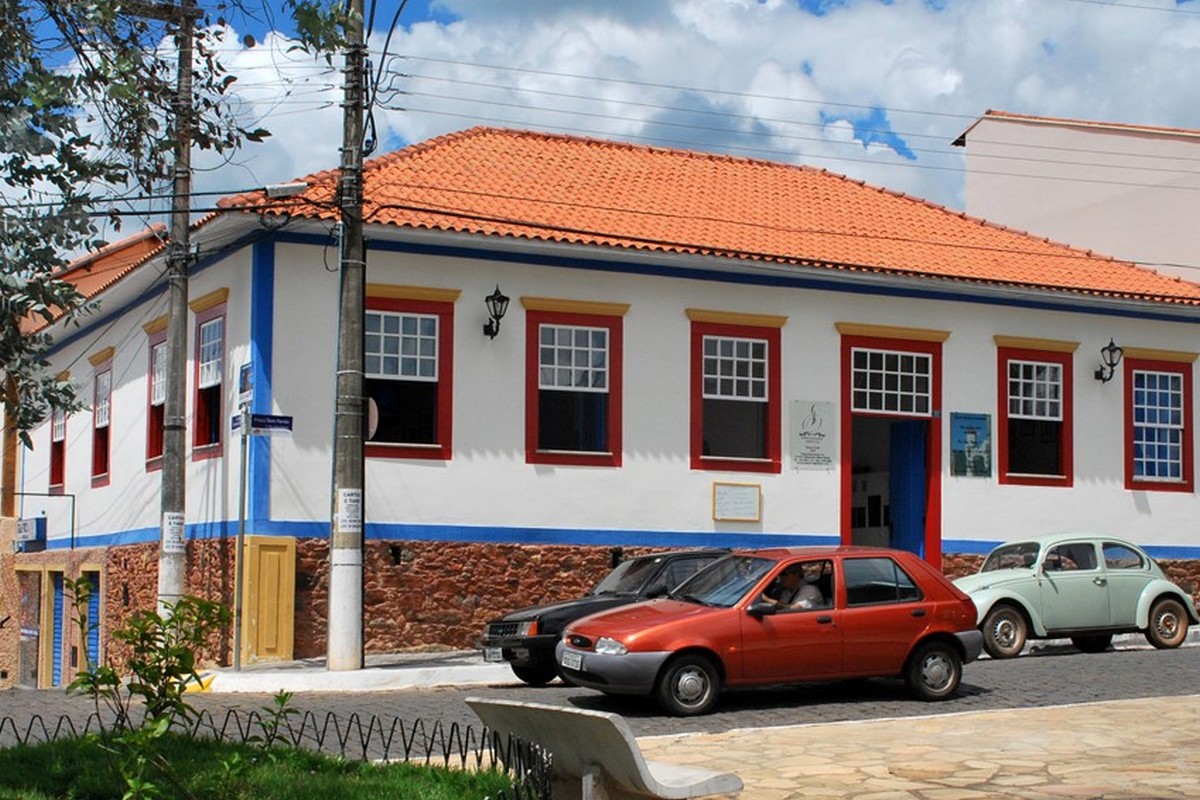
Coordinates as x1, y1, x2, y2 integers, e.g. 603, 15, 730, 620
0, 708, 552, 800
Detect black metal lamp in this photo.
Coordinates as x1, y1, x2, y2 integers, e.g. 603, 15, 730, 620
483, 285, 510, 339
1094, 338, 1123, 383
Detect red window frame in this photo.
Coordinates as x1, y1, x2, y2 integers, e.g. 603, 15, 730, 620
49, 408, 66, 494
364, 295, 455, 460
690, 320, 781, 474
146, 330, 167, 469
192, 303, 225, 460
525, 308, 623, 468
997, 346, 1073, 487
1124, 357, 1193, 493
91, 360, 112, 486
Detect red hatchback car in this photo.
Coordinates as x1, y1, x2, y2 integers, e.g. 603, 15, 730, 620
556, 547, 983, 715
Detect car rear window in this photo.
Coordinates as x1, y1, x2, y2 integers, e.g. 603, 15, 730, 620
981, 542, 1040, 572
843, 557, 922, 606
592, 557, 663, 594
1103, 543, 1145, 570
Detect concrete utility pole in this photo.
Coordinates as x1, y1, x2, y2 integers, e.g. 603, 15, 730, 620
156, 0, 197, 614
328, 0, 366, 671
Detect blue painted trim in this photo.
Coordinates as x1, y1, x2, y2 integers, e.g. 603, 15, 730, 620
273, 231, 1200, 326
46, 230, 270, 357
45, 521, 1200, 561
248, 239, 274, 526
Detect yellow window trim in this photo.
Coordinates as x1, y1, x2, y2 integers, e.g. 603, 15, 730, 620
87, 347, 115, 367
188, 288, 229, 314
687, 309, 787, 328
993, 335, 1079, 353
366, 284, 462, 303
55, 370, 70, 382
522, 297, 631, 317
837, 322, 949, 342
143, 315, 168, 335
1122, 347, 1199, 364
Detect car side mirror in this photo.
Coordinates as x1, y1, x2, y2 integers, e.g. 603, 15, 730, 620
747, 601, 777, 619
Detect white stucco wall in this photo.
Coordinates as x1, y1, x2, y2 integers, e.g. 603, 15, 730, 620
20, 231, 1200, 555
19, 247, 256, 546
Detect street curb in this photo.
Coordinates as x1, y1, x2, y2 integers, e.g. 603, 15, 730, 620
199, 660, 516, 694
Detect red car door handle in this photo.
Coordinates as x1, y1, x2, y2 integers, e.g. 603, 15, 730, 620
816, 615, 833, 624
911, 609, 926, 617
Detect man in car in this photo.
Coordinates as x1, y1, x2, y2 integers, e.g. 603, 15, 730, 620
762, 563, 824, 610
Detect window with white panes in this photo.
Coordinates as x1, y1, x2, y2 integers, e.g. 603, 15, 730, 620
702, 335, 768, 459
851, 348, 931, 416
365, 311, 440, 447
538, 324, 609, 453
147, 338, 166, 461
1006, 359, 1063, 477
50, 407, 66, 489
1132, 369, 1185, 482
194, 314, 224, 450
92, 368, 111, 480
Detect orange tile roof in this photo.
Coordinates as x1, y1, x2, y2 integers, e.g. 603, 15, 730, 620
24, 225, 166, 333
219, 126, 1200, 307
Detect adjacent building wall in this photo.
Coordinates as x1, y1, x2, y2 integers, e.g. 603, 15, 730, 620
962, 116, 1200, 281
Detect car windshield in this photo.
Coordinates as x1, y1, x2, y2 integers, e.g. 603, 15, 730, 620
981, 542, 1041, 572
669, 555, 775, 608
591, 557, 663, 595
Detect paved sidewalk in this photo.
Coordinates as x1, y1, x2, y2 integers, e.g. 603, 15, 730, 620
199, 649, 514, 693
638, 694, 1200, 799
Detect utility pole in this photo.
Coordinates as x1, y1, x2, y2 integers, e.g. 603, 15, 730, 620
2, 378, 16, 518
328, 0, 366, 671
155, 0, 197, 614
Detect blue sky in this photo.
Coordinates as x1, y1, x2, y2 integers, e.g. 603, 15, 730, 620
127, 0, 1200, 230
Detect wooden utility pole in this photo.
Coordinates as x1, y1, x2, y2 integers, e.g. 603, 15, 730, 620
328, 0, 366, 671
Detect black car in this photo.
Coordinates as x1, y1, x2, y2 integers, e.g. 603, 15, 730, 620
480, 549, 726, 685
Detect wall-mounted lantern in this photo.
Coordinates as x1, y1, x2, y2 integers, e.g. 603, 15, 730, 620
1094, 338, 1123, 383
483, 285, 510, 339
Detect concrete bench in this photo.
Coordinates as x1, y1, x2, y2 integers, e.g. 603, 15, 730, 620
466, 696, 743, 800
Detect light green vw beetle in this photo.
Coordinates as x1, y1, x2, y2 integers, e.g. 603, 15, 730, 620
954, 533, 1199, 659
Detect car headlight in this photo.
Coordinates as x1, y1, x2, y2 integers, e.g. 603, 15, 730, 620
515, 620, 539, 636
594, 637, 628, 656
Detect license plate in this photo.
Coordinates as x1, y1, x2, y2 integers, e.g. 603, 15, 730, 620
561, 649, 583, 671
483, 647, 504, 663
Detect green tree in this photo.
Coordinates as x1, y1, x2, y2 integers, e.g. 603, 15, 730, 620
0, 0, 345, 445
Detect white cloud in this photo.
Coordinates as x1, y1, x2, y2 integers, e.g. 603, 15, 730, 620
197, 0, 1200, 211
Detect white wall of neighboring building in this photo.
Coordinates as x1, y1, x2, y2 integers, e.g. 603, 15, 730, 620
963, 116, 1200, 281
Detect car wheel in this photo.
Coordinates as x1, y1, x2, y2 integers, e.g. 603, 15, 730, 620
905, 640, 962, 701
655, 654, 720, 716
511, 661, 559, 686
981, 604, 1027, 659
1071, 635, 1112, 654
1145, 597, 1189, 649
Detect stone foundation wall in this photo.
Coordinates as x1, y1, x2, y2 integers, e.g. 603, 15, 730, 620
11, 540, 1199, 672
294, 540, 639, 658
103, 540, 235, 668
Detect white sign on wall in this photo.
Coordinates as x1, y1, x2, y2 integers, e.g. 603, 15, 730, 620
790, 400, 835, 470
162, 512, 186, 554
713, 482, 762, 522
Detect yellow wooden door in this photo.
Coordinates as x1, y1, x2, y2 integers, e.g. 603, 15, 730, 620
242, 536, 295, 663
